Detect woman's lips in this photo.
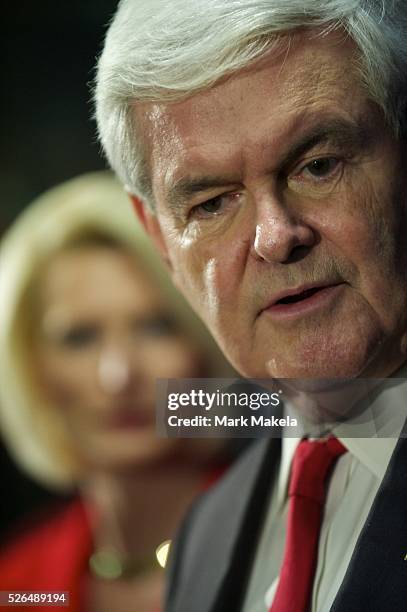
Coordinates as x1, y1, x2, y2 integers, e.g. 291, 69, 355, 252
105, 409, 155, 430
262, 283, 345, 320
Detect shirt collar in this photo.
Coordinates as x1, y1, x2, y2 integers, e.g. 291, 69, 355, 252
333, 368, 407, 479
277, 363, 407, 504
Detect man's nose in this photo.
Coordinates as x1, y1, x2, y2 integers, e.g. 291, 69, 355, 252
97, 345, 135, 394
252, 197, 316, 264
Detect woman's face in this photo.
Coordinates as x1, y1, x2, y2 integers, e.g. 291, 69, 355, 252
34, 245, 203, 472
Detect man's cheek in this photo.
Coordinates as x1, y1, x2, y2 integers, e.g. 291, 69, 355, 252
168, 243, 215, 316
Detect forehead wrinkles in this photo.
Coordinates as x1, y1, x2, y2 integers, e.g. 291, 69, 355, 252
282, 46, 358, 112
137, 32, 362, 197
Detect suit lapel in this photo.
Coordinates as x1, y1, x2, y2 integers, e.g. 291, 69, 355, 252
168, 437, 280, 612
213, 437, 281, 611
331, 435, 407, 611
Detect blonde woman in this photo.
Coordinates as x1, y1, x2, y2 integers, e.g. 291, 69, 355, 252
0, 172, 235, 612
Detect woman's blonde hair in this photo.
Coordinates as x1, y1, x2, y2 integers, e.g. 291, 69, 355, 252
0, 171, 232, 489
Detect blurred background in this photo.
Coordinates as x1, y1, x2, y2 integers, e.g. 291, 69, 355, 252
1, 0, 120, 537
0, 0, 119, 233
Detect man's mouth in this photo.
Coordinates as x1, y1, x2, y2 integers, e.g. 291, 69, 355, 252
262, 282, 345, 319
275, 286, 323, 305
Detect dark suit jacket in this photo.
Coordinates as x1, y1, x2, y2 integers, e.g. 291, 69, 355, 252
166, 435, 407, 612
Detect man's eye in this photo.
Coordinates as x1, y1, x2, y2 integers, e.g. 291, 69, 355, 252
190, 192, 243, 219
287, 156, 343, 196
191, 196, 225, 218
301, 157, 341, 180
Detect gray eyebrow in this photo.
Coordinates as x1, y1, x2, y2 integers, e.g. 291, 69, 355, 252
165, 117, 374, 217
278, 118, 372, 171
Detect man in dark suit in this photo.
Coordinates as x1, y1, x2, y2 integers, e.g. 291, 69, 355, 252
95, 1, 407, 609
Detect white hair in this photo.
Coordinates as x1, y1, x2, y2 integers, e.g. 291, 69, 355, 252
95, 0, 407, 206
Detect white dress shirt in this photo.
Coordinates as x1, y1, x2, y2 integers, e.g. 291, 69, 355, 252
242, 369, 407, 612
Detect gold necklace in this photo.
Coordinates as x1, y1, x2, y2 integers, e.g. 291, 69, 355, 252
89, 540, 171, 581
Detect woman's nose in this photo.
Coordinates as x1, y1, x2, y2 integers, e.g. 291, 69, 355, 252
97, 346, 134, 394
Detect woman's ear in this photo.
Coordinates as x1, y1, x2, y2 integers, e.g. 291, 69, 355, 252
129, 195, 172, 270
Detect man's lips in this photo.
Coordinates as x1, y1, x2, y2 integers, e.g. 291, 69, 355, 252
261, 282, 345, 319
270, 282, 339, 306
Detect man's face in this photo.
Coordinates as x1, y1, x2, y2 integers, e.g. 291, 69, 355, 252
134, 32, 407, 379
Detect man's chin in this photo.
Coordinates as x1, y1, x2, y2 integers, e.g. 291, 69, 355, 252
271, 356, 386, 382
233, 356, 359, 380
262, 327, 388, 380
264, 359, 365, 380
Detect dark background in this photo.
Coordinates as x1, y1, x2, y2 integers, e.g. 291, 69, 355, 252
0, 0, 119, 233
1, 0, 120, 537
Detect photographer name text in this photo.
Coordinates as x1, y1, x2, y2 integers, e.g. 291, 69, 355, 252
167, 414, 297, 428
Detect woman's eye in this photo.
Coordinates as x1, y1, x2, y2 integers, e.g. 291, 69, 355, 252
60, 327, 99, 349
135, 315, 178, 338
301, 157, 341, 180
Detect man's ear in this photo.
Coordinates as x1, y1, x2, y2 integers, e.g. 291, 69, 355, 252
129, 195, 172, 270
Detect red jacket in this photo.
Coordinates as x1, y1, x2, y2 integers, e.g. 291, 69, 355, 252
0, 466, 228, 612
0, 500, 92, 611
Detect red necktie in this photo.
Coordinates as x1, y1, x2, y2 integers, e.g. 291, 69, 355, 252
270, 437, 347, 612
